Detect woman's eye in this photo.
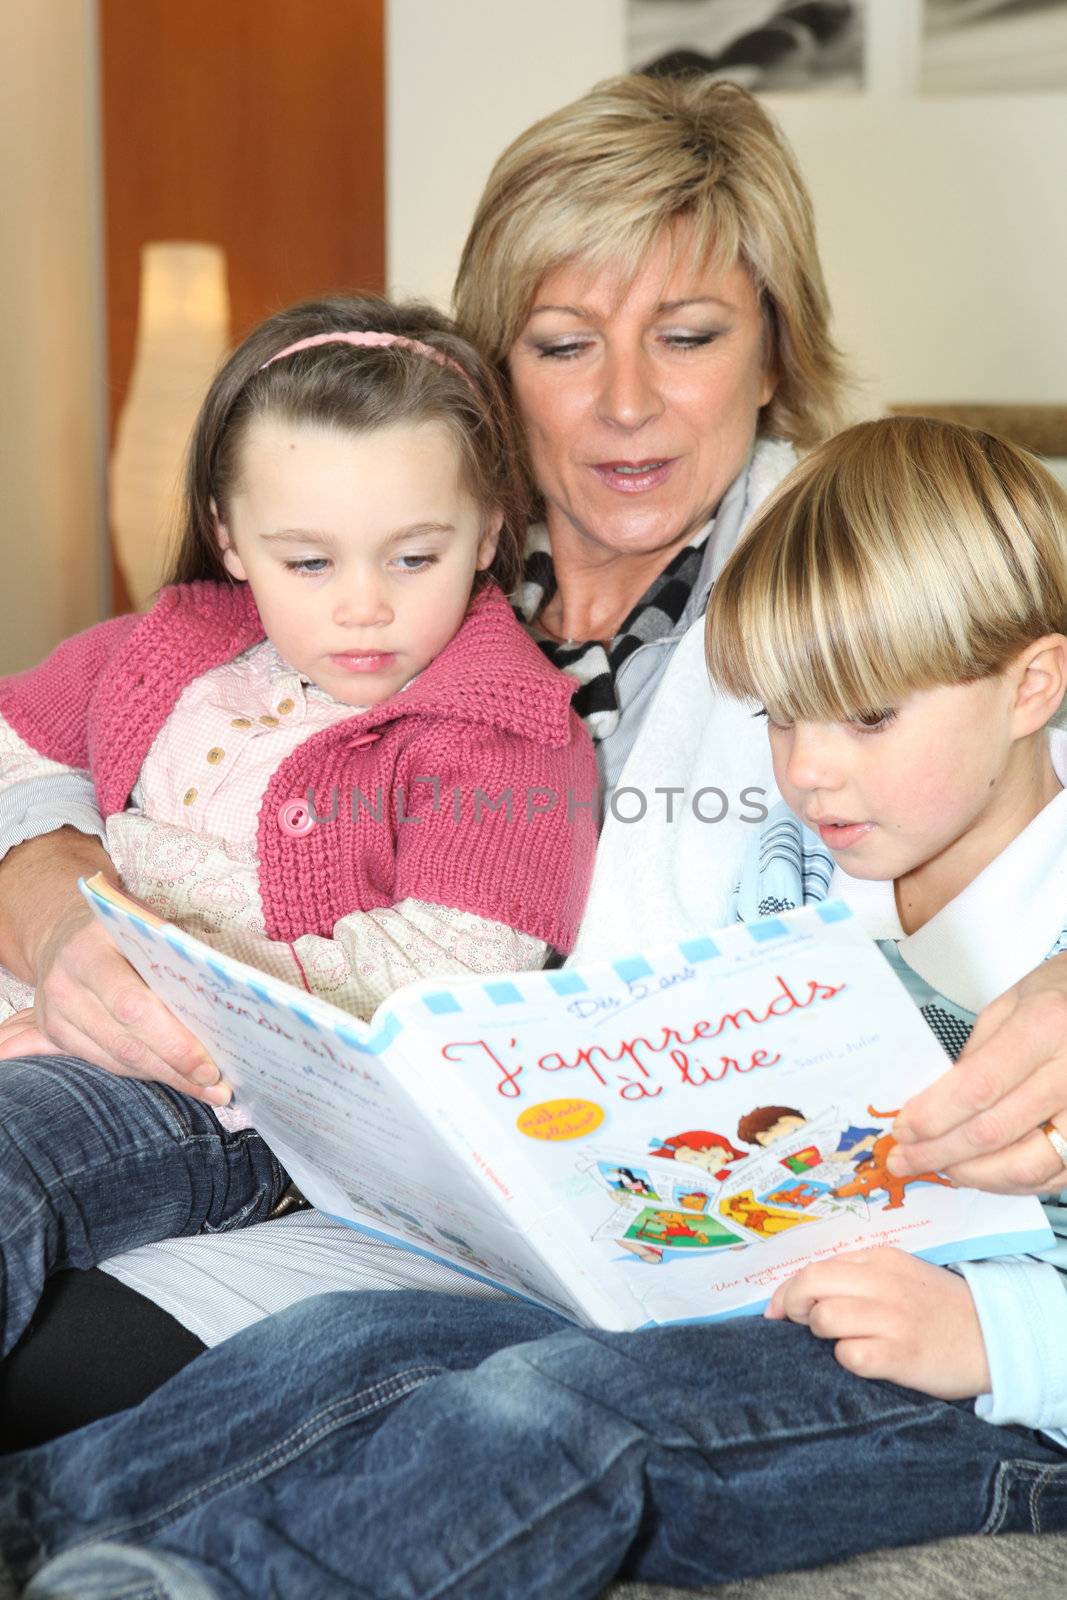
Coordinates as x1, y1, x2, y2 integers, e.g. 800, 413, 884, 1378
284, 558, 330, 575
661, 332, 717, 350
534, 340, 592, 361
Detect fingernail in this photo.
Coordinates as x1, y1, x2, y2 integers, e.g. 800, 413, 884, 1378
204, 1081, 232, 1106
886, 1149, 906, 1175
892, 1119, 912, 1141
192, 1062, 221, 1086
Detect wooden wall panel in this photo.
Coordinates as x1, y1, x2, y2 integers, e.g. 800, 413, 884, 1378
99, 0, 385, 606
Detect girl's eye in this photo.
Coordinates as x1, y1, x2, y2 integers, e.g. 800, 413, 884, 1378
284, 558, 330, 575
392, 554, 437, 573
852, 708, 897, 733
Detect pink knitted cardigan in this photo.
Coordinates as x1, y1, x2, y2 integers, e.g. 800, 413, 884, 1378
0, 582, 599, 952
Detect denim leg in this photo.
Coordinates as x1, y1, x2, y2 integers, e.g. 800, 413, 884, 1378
0, 1055, 287, 1355
0, 1291, 563, 1598
6, 1293, 1067, 1600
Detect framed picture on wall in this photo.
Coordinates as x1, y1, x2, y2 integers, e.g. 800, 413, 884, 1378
626, 1, 867, 91
919, 0, 1067, 93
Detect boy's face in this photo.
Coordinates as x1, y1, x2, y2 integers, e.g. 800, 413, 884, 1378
768, 676, 1034, 885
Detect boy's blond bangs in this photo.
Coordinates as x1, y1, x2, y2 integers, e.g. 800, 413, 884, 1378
706, 417, 1067, 724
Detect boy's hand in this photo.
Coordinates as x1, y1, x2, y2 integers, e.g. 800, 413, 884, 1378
765, 1247, 990, 1400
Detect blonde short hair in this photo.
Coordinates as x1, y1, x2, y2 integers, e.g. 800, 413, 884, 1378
453, 74, 845, 449
705, 416, 1067, 723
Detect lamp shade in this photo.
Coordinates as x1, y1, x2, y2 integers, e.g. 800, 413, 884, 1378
110, 242, 230, 609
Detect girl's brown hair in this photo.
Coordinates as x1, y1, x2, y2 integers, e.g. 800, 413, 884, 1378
166, 294, 528, 595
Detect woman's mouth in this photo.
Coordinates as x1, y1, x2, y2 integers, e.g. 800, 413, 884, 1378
591, 459, 676, 493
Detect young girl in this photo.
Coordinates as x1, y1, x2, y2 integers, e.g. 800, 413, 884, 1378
0, 294, 597, 1358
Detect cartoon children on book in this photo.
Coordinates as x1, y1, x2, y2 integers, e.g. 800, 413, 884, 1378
828, 1124, 882, 1166
735, 1105, 824, 1176
649, 1128, 747, 1181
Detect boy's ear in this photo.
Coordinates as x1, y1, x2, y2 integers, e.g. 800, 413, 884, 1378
476, 507, 505, 572
211, 497, 247, 583
1011, 634, 1067, 738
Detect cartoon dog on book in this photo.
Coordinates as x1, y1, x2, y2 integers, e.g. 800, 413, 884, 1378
830, 1106, 952, 1211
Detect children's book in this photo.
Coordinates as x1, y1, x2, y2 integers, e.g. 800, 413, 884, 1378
82, 875, 1054, 1326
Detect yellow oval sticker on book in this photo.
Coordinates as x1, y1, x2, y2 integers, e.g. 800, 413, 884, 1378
517, 1098, 604, 1142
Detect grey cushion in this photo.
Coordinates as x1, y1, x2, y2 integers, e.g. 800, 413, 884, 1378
605, 1531, 1067, 1600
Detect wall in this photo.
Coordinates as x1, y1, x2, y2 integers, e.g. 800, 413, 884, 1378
101, 0, 386, 438
0, 1, 106, 672
100, 0, 386, 609
387, 0, 1067, 417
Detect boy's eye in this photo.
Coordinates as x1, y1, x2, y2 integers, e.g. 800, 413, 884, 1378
852, 708, 896, 733
284, 558, 330, 575
753, 706, 793, 731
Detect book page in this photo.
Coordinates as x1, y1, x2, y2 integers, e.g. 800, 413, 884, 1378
382, 902, 1053, 1326
80, 876, 585, 1320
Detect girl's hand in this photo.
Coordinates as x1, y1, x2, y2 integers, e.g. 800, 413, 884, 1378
888, 955, 1067, 1196
765, 1247, 991, 1400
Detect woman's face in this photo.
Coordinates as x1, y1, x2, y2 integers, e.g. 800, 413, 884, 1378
507, 230, 776, 559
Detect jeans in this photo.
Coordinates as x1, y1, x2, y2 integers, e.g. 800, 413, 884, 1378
3, 1290, 1067, 1600
0, 1055, 287, 1356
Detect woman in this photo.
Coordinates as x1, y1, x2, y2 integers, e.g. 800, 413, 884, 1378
0, 73, 1064, 1445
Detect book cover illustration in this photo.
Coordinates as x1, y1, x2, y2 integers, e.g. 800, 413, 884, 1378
82, 877, 1054, 1326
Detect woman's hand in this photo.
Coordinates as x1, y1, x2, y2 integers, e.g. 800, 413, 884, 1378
887, 955, 1067, 1195
0, 829, 229, 1103
765, 1247, 990, 1400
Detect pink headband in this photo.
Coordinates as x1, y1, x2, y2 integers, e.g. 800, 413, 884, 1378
259, 330, 477, 393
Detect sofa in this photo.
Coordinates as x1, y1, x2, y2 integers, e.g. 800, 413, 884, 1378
607, 1530, 1067, 1599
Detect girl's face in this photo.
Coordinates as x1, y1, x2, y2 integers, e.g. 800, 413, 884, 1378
216, 418, 500, 707
767, 674, 1042, 888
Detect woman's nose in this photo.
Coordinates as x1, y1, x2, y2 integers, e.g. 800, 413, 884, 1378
596, 346, 663, 431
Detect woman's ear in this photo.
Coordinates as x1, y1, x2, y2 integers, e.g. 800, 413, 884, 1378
211, 497, 247, 583
758, 361, 778, 411
1010, 634, 1067, 738
477, 508, 505, 572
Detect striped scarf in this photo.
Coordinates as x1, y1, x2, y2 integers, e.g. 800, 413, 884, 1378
512, 524, 710, 744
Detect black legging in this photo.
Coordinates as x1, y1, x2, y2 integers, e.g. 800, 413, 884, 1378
0, 1269, 205, 1452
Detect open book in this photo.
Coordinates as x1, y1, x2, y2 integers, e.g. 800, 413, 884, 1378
82, 875, 1054, 1327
